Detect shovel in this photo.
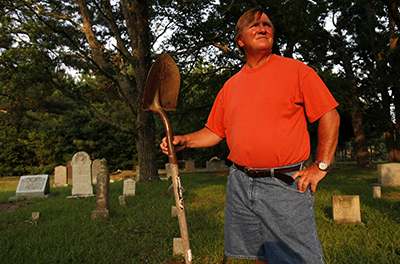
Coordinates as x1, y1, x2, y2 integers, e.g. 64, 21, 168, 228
142, 53, 192, 263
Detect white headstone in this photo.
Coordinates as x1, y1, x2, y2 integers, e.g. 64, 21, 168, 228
123, 179, 136, 196
71, 151, 93, 197
10, 174, 50, 200
54, 165, 68, 187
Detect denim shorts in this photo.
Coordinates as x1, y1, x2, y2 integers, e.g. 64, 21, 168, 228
225, 164, 325, 264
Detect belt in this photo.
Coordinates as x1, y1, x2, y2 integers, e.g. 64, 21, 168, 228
234, 164, 302, 183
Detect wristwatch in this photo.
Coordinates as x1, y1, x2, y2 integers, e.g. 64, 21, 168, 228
315, 160, 330, 171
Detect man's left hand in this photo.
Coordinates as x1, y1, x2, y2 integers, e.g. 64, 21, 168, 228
292, 164, 327, 194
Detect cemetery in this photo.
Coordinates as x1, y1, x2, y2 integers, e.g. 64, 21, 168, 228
0, 159, 399, 263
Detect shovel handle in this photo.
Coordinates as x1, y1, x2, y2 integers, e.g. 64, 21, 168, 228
155, 106, 192, 264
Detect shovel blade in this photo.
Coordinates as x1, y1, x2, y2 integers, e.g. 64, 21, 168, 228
142, 53, 180, 111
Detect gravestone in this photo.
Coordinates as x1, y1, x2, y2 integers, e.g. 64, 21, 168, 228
206, 160, 225, 171
171, 206, 177, 217
67, 161, 72, 179
377, 163, 400, 186
165, 163, 172, 178
92, 159, 101, 185
71, 151, 93, 197
9, 175, 51, 200
119, 195, 126, 206
173, 238, 184, 256
372, 184, 381, 198
123, 179, 136, 196
332, 195, 361, 223
54, 165, 68, 187
185, 161, 195, 172
32, 212, 41, 220
167, 184, 186, 196
92, 159, 112, 219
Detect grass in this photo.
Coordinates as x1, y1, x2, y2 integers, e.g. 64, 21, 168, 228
0, 163, 399, 263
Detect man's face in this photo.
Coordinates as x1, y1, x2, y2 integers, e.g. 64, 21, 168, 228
237, 12, 274, 56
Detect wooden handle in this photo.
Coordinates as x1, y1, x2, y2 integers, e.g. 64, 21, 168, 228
156, 105, 192, 263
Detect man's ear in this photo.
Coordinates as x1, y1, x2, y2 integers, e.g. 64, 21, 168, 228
237, 37, 244, 48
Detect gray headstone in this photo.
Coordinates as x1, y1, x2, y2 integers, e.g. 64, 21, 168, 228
165, 163, 172, 178
54, 165, 68, 187
10, 174, 50, 200
167, 184, 186, 196
206, 160, 225, 171
332, 195, 361, 223
71, 151, 93, 197
123, 179, 136, 196
171, 206, 177, 217
119, 195, 126, 206
92, 159, 111, 219
185, 161, 195, 172
377, 163, 400, 186
92, 159, 101, 185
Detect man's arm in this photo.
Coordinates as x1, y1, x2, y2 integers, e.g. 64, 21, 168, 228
160, 127, 223, 155
292, 108, 340, 193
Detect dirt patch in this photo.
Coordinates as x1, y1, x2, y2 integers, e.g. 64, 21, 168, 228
0, 202, 30, 214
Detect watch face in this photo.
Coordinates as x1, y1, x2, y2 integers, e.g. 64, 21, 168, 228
318, 161, 329, 171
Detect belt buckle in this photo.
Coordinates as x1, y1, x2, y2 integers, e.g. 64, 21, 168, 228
244, 167, 253, 174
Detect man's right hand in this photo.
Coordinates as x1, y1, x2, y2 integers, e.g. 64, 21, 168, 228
160, 127, 223, 155
160, 136, 187, 155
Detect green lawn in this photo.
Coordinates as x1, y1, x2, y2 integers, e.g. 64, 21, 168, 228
0, 163, 399, 263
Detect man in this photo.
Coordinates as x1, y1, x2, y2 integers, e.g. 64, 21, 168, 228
161, 7, 340, 264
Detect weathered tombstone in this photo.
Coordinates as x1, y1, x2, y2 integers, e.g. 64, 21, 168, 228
119, 195, 126, 206
171, 206, 177, 217
372, 184, 381, 198
32, 212, 41, 220
92, 159, 112, 219
54, 165, 68, 187
9, 175, 51, 200
185, 161, 195, 172
332, 195, 361, 223
135, 165, 140, 182
123, 179, 136, 196
206, 160, 225, 171
377, 163, 400, 186
173, 238, 184, 256
67, 161, 72, 179
71, 151, 93, 197
167, 184, 186, 196
91, 159, 101, 185
165, 163, 172, 178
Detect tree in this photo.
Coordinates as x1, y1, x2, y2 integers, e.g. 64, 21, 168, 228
1, 0, 158, 180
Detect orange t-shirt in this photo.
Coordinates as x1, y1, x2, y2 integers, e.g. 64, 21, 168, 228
205, 55, 338, 168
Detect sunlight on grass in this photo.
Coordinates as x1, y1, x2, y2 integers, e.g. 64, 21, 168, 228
0, 164, 399, 263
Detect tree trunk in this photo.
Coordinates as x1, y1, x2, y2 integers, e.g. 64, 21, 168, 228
137, 111, 159, 181
338, 44, 372, 167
